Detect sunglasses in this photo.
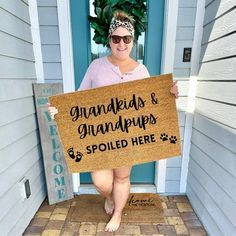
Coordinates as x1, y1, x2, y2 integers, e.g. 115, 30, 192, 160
110, 35, 133, 44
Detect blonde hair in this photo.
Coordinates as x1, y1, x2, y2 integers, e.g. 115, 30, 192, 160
113, 10, 135, 26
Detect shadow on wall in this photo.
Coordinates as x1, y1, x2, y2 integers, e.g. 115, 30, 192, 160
199, 0, 221, 65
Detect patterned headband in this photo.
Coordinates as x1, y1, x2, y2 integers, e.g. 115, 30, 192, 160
108, 18, 134, 37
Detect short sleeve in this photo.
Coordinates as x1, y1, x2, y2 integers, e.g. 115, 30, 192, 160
78, 58, 102, 91
78, 66, 93, 91
137, 64, 150, 79
142, 65, 150, 78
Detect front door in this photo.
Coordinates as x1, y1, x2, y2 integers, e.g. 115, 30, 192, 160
70, 0, 165, 184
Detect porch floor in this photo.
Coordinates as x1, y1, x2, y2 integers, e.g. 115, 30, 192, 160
23, 195, 207, 236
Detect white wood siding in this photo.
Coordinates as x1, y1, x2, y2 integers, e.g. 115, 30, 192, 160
0, 1, 46, 235
37, 0, 62, 83
187, 0, 236, 235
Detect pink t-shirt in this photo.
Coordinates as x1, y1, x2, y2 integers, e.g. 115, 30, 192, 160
79, 56, 150, 90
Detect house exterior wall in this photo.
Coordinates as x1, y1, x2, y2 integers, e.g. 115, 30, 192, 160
165, 0, 197, 194
186, 0, 236, 235
0, 0, 46, 235
36, 0, 199, 194
37, 0, 63, 83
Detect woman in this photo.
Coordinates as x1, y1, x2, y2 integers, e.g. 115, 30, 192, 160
49, 10, 178, 232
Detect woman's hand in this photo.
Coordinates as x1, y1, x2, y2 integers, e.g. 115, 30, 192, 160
170, 81, 179, 99
47, 102, 58, 120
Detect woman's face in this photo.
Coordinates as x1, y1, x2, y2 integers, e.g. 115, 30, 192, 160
109, 26, 134, 61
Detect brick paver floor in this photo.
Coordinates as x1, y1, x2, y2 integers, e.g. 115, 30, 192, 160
23, 195, 207, 236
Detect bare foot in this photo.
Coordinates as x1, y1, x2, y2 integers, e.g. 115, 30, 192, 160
104, 197, 114, 215
105, 211, 122, 232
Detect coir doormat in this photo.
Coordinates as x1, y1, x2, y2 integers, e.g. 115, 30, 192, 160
71, 193, 164, 223
49, 74, 181, 173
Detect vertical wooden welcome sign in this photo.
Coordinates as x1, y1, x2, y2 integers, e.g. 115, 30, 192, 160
49, 74, 181, 173
33, 84, 73, 205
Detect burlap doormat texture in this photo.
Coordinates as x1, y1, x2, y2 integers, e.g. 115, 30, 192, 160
71, 193, 165, 223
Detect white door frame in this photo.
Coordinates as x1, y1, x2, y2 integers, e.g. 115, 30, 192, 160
57, 0, 80, 193
29, 0, 45, 83
57, 0, 179, 194
179, 0, 205, 193
158, 0, 179, 193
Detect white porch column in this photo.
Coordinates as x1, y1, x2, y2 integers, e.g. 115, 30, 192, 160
156, 0, 179, 193
57, 0, 79, 192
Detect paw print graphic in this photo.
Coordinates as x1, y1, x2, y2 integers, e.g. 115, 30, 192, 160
67, 147, 83, 162
160, 133, 168, 142
169, 136, 177, 144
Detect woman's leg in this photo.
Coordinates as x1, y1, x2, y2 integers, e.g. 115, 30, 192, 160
91, 169, 114, 214
105, 166, 132, 232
